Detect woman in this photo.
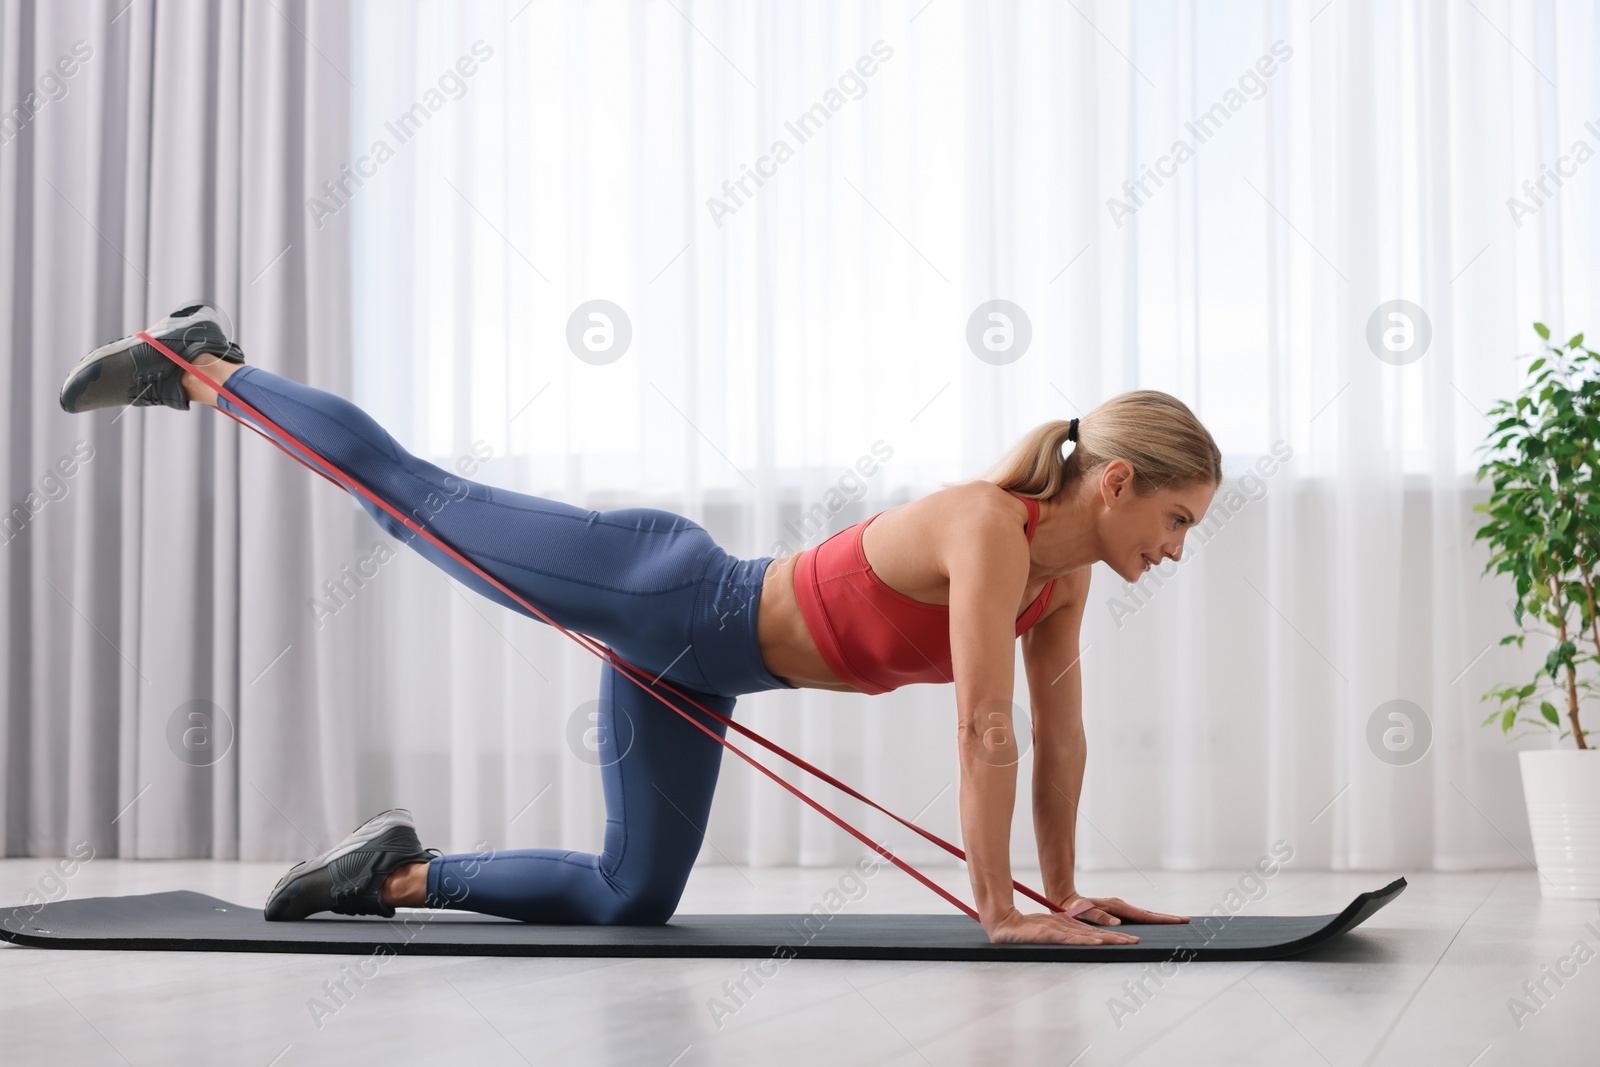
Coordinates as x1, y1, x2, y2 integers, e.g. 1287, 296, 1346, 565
60, 303, 1221, 946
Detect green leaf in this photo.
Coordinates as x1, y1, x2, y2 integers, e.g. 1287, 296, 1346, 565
1544, 644, 1576, 679
1535, 322, 1551, 340
1501, 707, 1517, 733
1541, 701, 1560, 724
1569, 333, 1584, 349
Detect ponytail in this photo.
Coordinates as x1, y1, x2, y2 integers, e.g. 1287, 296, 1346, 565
976, 390, 1222, 499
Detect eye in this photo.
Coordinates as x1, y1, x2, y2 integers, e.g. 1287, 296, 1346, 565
1171, 515, 1187, 529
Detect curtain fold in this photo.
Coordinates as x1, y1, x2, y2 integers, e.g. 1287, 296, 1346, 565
1, 0, 355, 860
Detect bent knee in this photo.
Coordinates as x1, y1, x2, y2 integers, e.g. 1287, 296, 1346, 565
599, 884, 680, 925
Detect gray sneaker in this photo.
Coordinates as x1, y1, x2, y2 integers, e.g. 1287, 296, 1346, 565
59, 302, 245, 414
264, 808, 438, 921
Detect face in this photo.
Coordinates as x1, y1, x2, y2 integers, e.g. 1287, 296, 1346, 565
1095, 460, 1217, 583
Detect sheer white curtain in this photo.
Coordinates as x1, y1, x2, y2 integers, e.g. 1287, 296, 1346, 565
336, 0, 1599, 879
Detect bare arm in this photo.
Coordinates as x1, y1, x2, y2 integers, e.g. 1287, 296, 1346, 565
1022, 567, 1190, 928
945, 503, 1030, 923
945, 505, 1137, 945
1021, 569, 1090, 901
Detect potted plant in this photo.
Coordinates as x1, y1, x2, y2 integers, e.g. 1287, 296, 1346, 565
1472, 323, 1600, 898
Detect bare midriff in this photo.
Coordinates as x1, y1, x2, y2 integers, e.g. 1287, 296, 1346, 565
756, 555, 862, 693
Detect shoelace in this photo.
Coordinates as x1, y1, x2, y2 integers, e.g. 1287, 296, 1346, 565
326, 852, 404, 916
128, 365, 172, 406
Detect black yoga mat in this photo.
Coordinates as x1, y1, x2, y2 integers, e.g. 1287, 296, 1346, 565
0, 877, 1404, 962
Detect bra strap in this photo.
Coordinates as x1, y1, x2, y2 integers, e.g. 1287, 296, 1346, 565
1006, 489, 1040, 542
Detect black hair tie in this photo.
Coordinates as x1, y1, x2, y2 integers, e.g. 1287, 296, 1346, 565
1067, 417, 1079, 443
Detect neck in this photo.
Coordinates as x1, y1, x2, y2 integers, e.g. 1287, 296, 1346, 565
1030, 484, 1102, 575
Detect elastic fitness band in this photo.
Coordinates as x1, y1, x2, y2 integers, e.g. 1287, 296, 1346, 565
141, 332, 1088, 924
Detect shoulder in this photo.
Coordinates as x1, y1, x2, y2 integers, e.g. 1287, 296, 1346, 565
936, 481, 1030, 540
934, 483, 1032, 588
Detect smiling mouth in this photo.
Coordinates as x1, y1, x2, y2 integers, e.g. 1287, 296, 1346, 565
1140, 554, 1153, 572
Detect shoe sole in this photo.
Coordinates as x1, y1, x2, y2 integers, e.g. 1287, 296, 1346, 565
266, 808, 418, 913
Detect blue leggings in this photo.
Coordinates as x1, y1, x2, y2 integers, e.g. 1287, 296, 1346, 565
217, 366, 796, 923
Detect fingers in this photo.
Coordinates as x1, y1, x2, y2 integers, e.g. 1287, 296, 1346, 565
1047, 929, 1134, 946
1086, 929, 1139, 944
1086, 896, 1192, 925
1066, 897, 1123, 925
1063, 897, 1123, 925
1055, 929, 1116, 945
988, 910, 1143, 946
1062, 916, 1137, 944
1112, 905, 1190, 924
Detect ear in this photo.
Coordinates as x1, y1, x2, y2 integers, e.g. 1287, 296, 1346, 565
1101, 458, 1134, 499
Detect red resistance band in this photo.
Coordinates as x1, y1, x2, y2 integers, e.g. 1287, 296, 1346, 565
141, 332, 1075, 924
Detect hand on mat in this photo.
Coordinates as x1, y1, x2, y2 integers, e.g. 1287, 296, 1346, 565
1059, 893, 1191, 927
983, 907, 1141, 946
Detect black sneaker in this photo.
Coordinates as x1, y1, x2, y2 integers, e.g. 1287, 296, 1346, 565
264, 808, 439, 921
59, 302, 245, 414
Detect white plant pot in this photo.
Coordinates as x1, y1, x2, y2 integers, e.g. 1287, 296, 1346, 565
1519, 749, 1600, 899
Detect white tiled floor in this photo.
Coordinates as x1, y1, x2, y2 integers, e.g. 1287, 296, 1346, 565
1, 860, 1595, 1066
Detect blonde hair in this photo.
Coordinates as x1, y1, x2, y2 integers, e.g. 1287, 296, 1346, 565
975, 390, 1222, 500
